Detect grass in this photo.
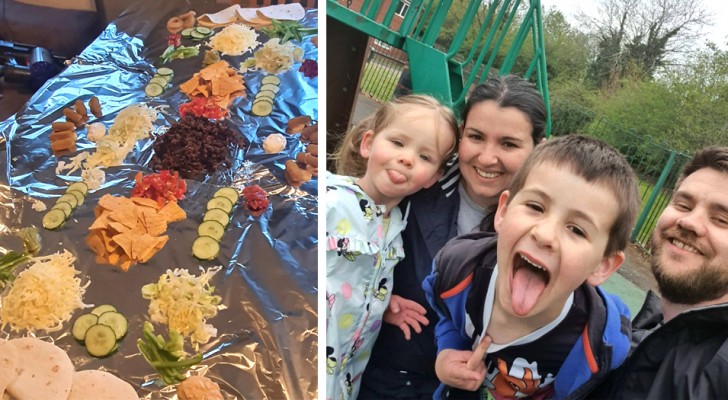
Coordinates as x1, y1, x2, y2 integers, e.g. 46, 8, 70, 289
360, 62, 403, 102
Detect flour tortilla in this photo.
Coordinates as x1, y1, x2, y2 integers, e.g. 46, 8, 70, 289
68, 370, 138, 400
256, 3, 306, 21
197, 4, 240, 26
5, 337, 74, 400
0, 340, 19, 395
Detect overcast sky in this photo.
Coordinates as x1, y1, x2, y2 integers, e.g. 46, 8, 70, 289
541, 0, 728, 49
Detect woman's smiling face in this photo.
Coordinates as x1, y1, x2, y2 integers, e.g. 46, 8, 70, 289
458, 100, 535, 209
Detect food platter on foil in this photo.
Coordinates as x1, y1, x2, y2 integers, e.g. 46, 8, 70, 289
0, 1, 318, 399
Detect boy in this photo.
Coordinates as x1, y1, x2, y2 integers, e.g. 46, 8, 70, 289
423, 135, 640, 399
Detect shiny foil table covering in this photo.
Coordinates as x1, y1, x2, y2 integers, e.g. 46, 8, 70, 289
0, 1, 318, 399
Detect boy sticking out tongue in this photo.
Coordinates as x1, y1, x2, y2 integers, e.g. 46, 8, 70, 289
424, 135, 641, 400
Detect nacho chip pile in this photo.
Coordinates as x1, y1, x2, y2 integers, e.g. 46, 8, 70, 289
180, 61, 246, 112
86, 195, 186, 271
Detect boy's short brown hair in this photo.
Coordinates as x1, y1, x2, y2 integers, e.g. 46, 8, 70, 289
507, 135, 640, 256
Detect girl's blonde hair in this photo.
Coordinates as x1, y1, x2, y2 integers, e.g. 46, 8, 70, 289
332, 94, 459, 177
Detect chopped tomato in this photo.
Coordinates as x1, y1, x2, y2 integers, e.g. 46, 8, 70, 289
242, 185, 269, 216
131, 170, 187, 206
179, 96, 228, 120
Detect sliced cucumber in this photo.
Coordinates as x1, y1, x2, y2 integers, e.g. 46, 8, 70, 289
72, 313, 99, 342
256, 90, 276, 102
84, 324, 117, 357
156, 67, 174, 77
206, 197, 234, 214
197, 220, 226, 241
192, 236, 220, 260
154, 73, 173, 83
91, 304, 117, 316
181, 27, 195, 39
190, 29, 207, 40
57, 193, 79, 208
51, 201, 73, 219
194, 26, 212, 35
145, 83, 164, 97
251, 100, 273, 117
261, 75, 281, 86
66, 181, 88, 196
259, 83, 280, 94
97, 311, 128, 340
42, 209, 66, 230
66, 190, 85, 206
149, 76, 168, 87
213, 187, 239, 204
203, 208, 230, 228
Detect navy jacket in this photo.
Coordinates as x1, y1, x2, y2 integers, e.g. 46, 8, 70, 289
424, 232, 633, 400
359, 166, 462, 399
591, 291, 728, 399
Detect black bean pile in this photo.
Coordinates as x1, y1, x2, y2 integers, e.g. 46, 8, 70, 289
149, 115, 243, 179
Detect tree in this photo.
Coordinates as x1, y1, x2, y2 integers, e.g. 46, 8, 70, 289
580, 0, 712, 88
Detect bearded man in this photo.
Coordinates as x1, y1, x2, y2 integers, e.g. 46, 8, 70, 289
591, 146, 728, 399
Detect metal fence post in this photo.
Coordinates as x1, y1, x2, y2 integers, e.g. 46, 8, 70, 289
630, 150, 676, 241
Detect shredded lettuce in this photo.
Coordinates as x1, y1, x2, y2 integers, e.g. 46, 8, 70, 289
142, 266, 222, 345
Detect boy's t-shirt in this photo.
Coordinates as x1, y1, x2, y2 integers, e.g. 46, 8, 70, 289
476, 275, 588, 398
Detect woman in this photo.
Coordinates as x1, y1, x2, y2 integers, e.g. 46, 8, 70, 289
359, 75, 547, 399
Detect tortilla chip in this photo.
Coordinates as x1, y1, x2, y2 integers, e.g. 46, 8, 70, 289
131, 196, 161, 210
98, 194, 128, 211
160, 201, 186, 222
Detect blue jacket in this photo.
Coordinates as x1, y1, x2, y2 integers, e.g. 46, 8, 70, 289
424, 231, 632, 400
360, 165, 464, 399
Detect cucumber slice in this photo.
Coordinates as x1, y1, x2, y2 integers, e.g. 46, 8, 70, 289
259, 83, 280, 94
156, 67, 174, 77
213, 187, 239, 204
194, 26, 212, 35
97, 311, 128, 340
154, 73, 172, 83
251, 100, 273, 117
149, 76, 168, 88
84, 324, 117, 357
190, 30, 207, 40
181, 27, 195, 39
56, 193, 79, 208
145, 83, 164, 97
66, 181, 88, 196
42, 209, 66, 230
261, 75, 281, 86
51, 201, 73, 219
197, 220, 226, 241
67, 190, 85, 206
72, 313, 99, 341
256, 90, 276, 102
203, 208, 230, 228
192, 236, 220, 260
206, 197, 234, 214
91, 304, 117, 316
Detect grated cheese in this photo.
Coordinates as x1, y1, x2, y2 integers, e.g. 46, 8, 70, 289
142, 267, 222, 345
240, 38, 303, 75
0, 250, 90, 332
208, 24, 259, 56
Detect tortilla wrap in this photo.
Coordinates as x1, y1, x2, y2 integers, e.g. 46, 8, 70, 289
197, 4, 240, 26
256, 3, 305, 21
5, 337, 74, 400
68, 370, 138, 400
0, 340, 19, 395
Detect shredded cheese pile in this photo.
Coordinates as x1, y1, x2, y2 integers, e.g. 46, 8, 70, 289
142, 267, 222, 345
0, 250, 89, 332
208, 24, 259, 56
240, 38, 303, 75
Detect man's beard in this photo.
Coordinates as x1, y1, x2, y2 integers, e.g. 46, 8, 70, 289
651, 229, 728, 305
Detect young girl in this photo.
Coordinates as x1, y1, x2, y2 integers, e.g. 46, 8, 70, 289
326, 95, 459, 400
